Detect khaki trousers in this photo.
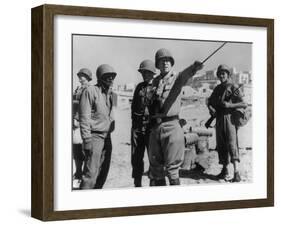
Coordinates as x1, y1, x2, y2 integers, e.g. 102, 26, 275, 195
148, 120, 184, 181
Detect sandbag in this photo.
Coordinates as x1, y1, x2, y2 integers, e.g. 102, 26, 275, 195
231, 107, 252, 127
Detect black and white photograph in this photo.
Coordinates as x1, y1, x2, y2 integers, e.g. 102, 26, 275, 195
71, 34, 252, 190
29, 3, 274, 221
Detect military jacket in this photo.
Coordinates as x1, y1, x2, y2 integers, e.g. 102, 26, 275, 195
79, 84, 114, 141
149, 64, 197, 117
131, 81, 153, 130
208, 81, 244, 115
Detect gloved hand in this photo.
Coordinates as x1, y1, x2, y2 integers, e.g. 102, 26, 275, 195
191, 61, 203, 74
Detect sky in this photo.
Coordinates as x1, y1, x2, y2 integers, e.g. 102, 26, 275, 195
72, 34, 252, 89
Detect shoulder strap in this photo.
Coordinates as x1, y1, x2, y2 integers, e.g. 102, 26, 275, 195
159, 72, 180, 114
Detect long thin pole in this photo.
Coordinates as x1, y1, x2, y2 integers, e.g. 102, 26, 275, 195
202, 42, 227, 64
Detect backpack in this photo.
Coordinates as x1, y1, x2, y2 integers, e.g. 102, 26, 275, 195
231, 106, 252, 127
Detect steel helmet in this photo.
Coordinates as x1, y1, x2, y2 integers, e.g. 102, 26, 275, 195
138, 59, 156, 74
155, 48, 175, 69
96, 64, 117, 80
216, 64, 231, 76
77, 68, 92, 81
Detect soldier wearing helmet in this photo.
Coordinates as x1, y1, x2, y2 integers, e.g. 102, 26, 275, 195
207, 64, 247, 182
72, 68, 92, 185
147, 48, 203, 186
74, 68, 93, 105
79, 64, 117, 189
131, 59, 156, 187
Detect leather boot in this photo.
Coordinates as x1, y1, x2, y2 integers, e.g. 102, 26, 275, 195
150, 179, 167, 186
231, 172, 241, 183
134, 177, 142, 187
217, 166, 228, 180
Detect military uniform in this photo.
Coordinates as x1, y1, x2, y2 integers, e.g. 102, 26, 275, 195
72, 85, 87, 179
72, 68, 92, 181
208, 81, 243, 166
79, 84, 114, 189
131, 81, 153, 185
148, 64, 200, 185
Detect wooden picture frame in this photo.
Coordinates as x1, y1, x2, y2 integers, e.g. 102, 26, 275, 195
31, 4, 274, 221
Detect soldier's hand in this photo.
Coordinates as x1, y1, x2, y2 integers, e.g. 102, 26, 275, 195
73, 119, 79, 128
209, 108, 216, 116
221, 101, 232, 109
191, 61, 203, 73
208, 105, 216, 116
83, 137, 92, 151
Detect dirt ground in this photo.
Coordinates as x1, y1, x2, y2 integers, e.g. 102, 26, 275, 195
100, 104, 252, 189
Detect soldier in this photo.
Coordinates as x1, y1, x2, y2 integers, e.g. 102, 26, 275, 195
131, 60, 156, 187
79, 64, 116, 189
73, 68, 92, 181
147, 48, 203, 186
207, 64, 247, 182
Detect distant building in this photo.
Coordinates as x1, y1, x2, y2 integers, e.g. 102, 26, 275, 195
230, 67, 237, 75
231, 69, 251, 84
242, 84, 252, 104
182, 86, 199, 97
197, 83, 213, 98
248, 71, 252, 83
181, 86, 205, 106
125, 83, 135, 91
116, 84, 125, 91
112, 90, 133, 108
192, 70, 219, 89
115, 83, 136, 92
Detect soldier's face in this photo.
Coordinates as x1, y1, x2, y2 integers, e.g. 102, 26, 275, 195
217, 71, 229, 83
158, 58, 172, 75
79, 76, 89, 86
101, 73, 115, 87
141, 70, 154, 83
